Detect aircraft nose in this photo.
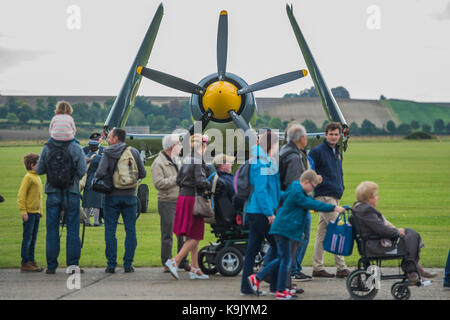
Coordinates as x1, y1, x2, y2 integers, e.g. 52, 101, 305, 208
202, 81, 241, 120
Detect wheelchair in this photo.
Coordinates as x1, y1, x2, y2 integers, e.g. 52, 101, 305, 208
346, 209, 425, 300
197, 172, 267, 277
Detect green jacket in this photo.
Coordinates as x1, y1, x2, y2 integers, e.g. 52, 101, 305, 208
270, 181, 335, 242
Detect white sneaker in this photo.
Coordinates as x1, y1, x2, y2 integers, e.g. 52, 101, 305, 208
241, 291, 267, 296
189, 267, 209, 280
164, 258, 179, 280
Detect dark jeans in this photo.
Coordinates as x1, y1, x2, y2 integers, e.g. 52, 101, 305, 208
21, 213, 40, 265
104, 195, 137, 268
158, 200, 187, 267
241, 214, 278, 294
292, 210, 311, 274
256, 235, 291, 292
46, 192, 81, 270
444, 250, 450, 286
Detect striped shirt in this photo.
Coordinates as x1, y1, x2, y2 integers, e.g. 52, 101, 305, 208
49, 114, 76, 141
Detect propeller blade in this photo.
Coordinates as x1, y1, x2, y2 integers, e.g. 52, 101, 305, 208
237, 69, 308, 95
105, 3, 164, 129
286, 4, 348, 129
228, 110, 250, 132
217, 10, 228, 81
228, 110, 256, 144
137, 66, 205, 95
188, 109, 213, 135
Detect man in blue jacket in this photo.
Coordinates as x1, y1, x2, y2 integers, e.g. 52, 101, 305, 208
36, 139, 87, 274
309, 122, 351, 278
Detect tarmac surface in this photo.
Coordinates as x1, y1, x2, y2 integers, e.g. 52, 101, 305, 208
1, 266, 448, 300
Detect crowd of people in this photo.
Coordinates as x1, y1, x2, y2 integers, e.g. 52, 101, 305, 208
12, 100, 446, 299
17, 101, 146, 274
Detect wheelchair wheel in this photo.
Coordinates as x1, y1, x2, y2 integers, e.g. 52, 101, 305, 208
346, 270, 378, 300
391, 282, 411, 300
215, 246, 243, 277
198, 245, 218, 275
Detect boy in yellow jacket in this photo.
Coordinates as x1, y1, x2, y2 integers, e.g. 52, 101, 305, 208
17, 153, 44, 272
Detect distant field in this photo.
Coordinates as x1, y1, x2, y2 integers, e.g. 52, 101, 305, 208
0, 138, 449, 269
385, 99, 450, 127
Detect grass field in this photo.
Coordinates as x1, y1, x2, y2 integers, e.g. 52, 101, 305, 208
0, 138, 449, 269
385, 99, 450, 127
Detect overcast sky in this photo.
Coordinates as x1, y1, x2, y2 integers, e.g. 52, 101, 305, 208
0, 0, 449, 102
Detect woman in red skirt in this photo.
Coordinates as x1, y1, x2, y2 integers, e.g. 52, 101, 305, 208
165, 134, 211, 280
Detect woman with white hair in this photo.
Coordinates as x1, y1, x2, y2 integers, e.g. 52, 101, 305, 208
151, 134, 190, 273
352, 181, 437, 284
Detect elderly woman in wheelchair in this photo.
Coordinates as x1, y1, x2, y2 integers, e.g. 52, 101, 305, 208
351, 181, 437, 286
352, 181, 436, 285
346, 181, 437, 299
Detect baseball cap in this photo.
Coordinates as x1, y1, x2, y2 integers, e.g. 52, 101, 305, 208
89, 132, 101, 140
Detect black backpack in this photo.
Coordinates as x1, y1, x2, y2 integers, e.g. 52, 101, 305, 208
45, 141, 75, 189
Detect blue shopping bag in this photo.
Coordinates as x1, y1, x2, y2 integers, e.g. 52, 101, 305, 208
323, 211, 354, 256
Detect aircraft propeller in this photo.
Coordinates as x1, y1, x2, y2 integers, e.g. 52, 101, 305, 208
136, 7, 309, 136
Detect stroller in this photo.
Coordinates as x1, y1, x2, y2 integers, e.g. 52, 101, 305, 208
197, 170, 267, 277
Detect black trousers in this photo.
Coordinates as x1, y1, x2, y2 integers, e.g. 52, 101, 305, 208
399, 228, 424, 273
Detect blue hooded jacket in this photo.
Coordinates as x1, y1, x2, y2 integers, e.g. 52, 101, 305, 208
245, 145, 283, 217
270, 181, 335, 242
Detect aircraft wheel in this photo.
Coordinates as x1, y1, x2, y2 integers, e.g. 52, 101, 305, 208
137, 184, 149, 213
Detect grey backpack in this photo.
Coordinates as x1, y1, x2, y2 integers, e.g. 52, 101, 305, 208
233, 159, 254, 201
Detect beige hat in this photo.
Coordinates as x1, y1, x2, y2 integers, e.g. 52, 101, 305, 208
212, 153, 236, 167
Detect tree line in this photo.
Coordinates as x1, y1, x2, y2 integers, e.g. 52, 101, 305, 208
0, 96, 113, 126
1, 95, 450, 136
284, 86, 351, 99
254, 114, 450, 136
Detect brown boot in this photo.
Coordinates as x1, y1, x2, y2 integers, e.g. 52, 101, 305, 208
31, 262, 44, 272
417, 264, 437, 279
407, 272, 419, 286
336, 269, 352, 278
21, 261, 40, 272
312, 270, 335, 278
